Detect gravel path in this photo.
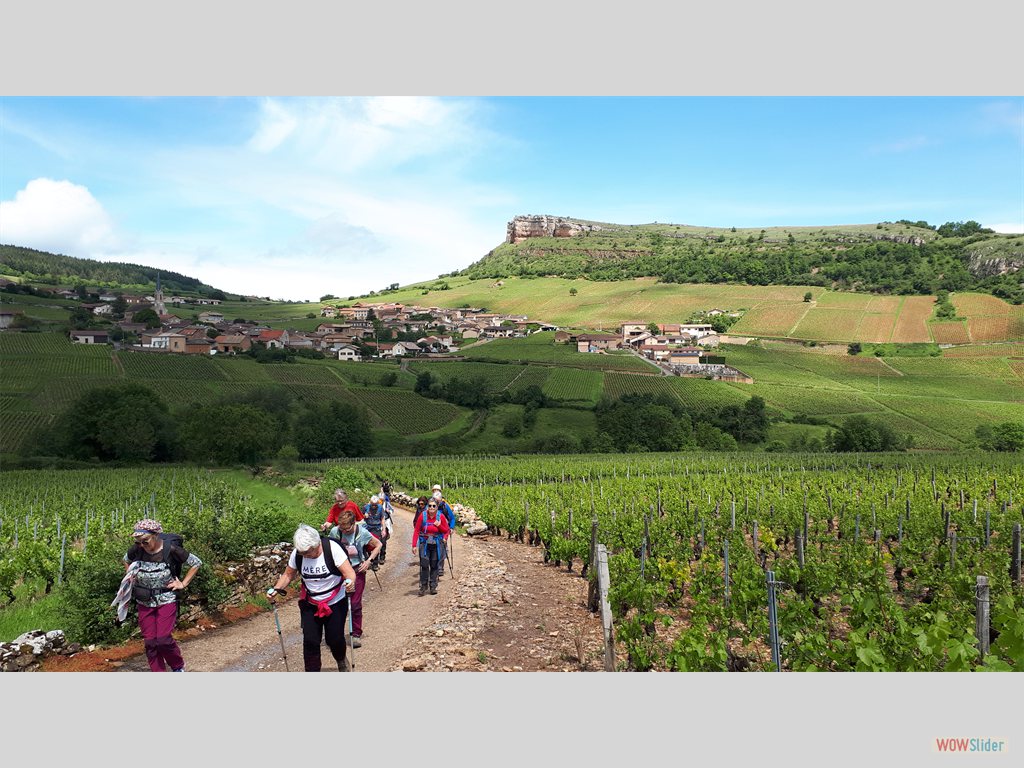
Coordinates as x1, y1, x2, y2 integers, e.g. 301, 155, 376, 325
116, 505, 446, 672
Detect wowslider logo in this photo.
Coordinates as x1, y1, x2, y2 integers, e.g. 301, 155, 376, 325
934, 738, 1008, 754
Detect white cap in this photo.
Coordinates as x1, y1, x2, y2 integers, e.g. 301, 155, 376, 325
293, 524, 320, 552
432, 490, 442, 500
432, 484, 442, 491
371, 495, 381, 504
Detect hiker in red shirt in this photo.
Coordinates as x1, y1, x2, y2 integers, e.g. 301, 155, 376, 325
412, 499, 450, 596
321, 488, 363, 532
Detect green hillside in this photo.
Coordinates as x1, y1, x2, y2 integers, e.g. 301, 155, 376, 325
459, 216, 1024, 303
0, 244, 226, 297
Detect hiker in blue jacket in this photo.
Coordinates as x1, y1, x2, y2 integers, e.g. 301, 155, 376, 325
362, 495, 391, 567
431, 485, 456, 576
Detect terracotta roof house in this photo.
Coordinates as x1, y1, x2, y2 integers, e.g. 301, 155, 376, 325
257, 329, 289, 349
185, 337, 214, 355
145, 331, 187, 352
576, 333, 621, 353
213, 334, 251, 353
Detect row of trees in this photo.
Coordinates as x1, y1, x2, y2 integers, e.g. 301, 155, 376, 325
0, 244, 218, 296
33, 384, 374, 465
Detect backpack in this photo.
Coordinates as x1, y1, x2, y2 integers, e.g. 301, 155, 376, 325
128, 532, 186, 579
294, 536, 344, 578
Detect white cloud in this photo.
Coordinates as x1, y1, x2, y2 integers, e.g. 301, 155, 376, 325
977, 100, 1024, 142
0, 178, 120, 255
244, 97, 485, 173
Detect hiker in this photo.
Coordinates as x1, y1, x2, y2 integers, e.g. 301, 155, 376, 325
267, 523, 356, 672
362, 495, 392, 567
122, 519, 201, 672
328, 510, 381, 648
380, 482, 395, 542
411, 495, 429, 528
321, 488, 363, 532
412, 498, 450, 596
431, 485, 456, 576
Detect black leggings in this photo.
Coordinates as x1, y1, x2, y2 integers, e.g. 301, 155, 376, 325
298, 598, 348, 672
419, 542, 440, 589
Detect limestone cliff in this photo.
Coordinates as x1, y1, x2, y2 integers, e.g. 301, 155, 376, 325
506, 215, 608, 244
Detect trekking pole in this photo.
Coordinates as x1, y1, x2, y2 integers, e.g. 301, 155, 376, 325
447, 538, 455, 578
346, 597, 357, 672
270, 599, 290, 672
372, 566, 383, 591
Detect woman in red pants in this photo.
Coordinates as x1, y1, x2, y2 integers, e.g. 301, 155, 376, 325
123, 519, 201, 672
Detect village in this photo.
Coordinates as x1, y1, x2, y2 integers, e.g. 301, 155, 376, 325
21, 279, 750, 381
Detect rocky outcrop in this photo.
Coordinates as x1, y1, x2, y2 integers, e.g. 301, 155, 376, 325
967, 252, 1024, 277
506, 215, 606, 244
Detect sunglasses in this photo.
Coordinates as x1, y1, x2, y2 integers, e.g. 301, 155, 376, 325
427, 504, 438, 508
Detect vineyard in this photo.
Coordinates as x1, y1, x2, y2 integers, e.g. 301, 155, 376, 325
337, 452, 1024, 671
348, 388, 465, 434
464, 332, 654, 372
0, 468, 306, 643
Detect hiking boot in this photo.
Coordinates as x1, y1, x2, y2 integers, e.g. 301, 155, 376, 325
337, 658, 350, 672
370, 561, 379, 571
429, 586, 437, 595
418, 586, 426, 596
172, 667, 185, 672
348, 636, 362, 649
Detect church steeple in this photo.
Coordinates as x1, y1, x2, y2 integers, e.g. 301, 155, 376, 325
154, 272, 166, 316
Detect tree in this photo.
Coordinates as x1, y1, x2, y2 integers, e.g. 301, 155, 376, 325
380, 371, 398, 387
827, 415, 904, 452
180, 404, 280, 464
803, 292, 813, 302
647, 322, 661, 335
39, 384, 177, 462
569, 287, 578, 296
976, 422, 1024, 452
132, 308, 161, 329
848, 343, 862, 356
294, 401, 374, 459
414, 370, 434, 395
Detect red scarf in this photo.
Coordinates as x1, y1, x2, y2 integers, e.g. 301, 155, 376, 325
300, 581, 344, 617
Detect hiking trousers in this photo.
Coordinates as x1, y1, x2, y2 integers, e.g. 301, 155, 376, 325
350, 571, 366, 638
419, 542, 440, 590
298, 598, 348, 672
137, 602, 185, 672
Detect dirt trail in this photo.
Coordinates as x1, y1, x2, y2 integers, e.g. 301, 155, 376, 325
110, 504, 606, 673
116, 505, 439, 672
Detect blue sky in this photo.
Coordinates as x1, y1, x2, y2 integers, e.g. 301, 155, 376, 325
1, 97, 1021, 300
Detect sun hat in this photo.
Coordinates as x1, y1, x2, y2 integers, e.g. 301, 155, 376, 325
132, 519, 163, 537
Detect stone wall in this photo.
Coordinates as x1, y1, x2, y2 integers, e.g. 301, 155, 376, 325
391, 492, 489, 536
0, 541, 294, 672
